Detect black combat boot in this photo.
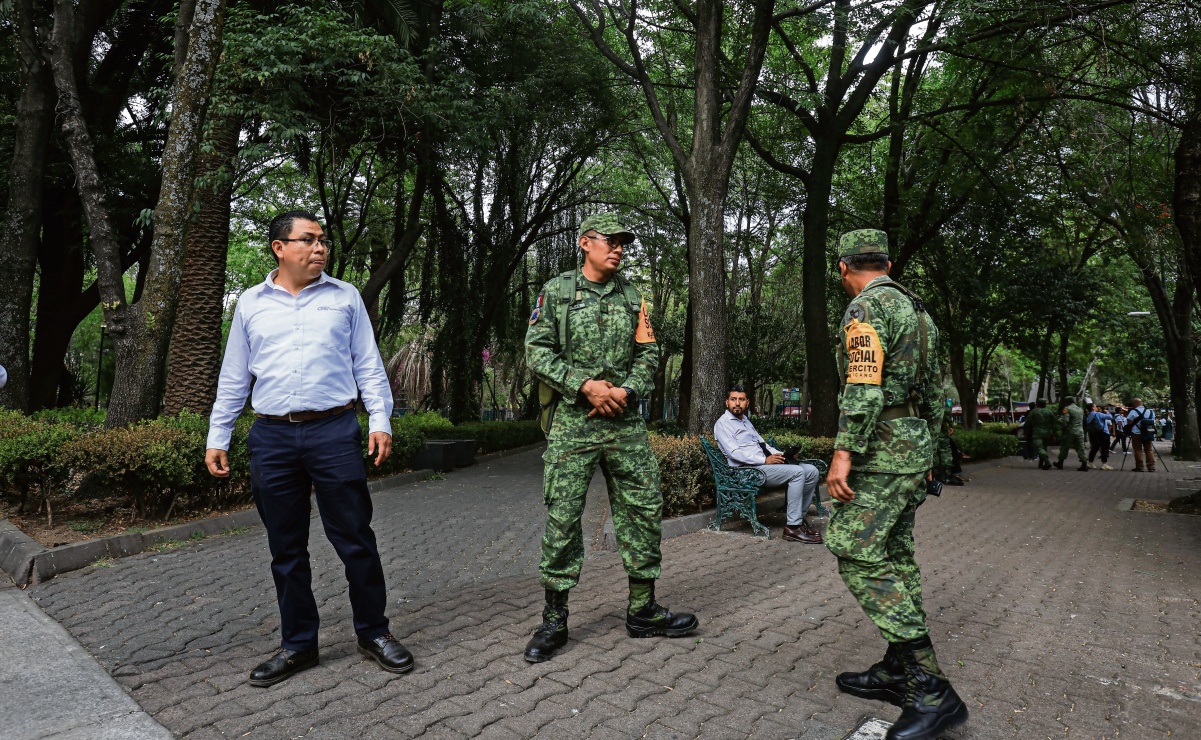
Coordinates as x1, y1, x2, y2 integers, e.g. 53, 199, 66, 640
885, 636, 969, 740
1038, 457, 1051, 470
625, 578, 699, 638
1052, 460, 1064, 469
835, 643, 907, 706
523, 590, 569, 663
1078, 462, 1089, 472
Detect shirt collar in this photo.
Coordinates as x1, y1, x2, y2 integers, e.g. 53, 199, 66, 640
721, 410, 750, 426
265, 268, 330, 294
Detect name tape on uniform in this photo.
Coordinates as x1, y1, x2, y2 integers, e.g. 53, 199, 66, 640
844, 319, 883, 385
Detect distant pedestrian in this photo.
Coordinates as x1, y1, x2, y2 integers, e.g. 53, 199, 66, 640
1126, 398, 1157, 472
1053, 398, 1088, 471
206, 210, 411, 687
1110, 410, 1129, 454
1163, 412, 1175, 441
1085, 403, 1113, 470
1027, 399, 1058, 470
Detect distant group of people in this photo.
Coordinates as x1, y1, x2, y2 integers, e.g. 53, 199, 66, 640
1023, 396, 1165, 473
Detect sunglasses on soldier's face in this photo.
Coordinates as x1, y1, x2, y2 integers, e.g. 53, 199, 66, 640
584, 233, 627, 250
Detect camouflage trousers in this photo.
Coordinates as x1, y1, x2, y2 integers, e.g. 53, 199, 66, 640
826, 470, 928, 643
1057, 433, 1086, 464
539, 432, 662, 592
1031, 435, 1050, 460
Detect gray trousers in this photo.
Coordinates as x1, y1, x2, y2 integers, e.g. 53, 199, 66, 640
755, 463, 821, 525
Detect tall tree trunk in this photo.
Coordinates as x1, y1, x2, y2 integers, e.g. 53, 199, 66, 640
683, 169, 731, 434
1176, 97, 1201, 304
1056, 330, 1069, 404
29, 194, 89, 410
948, 341, 979, 430
105, 0, 227, 427
801, 144, 842, 437
162, 113, 241, 416
677, 297, 694, 428
0, 0, 53, 412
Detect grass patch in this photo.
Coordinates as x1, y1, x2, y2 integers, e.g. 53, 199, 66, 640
147, 539, 187, 552
221, 525, 252, 536
91, 557, 116, 568
424, 472, 446, 481
68, 521, 100, 533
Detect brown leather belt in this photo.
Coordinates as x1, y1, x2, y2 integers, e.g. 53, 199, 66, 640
256, 401, 354, 422
879, 403, 918, 421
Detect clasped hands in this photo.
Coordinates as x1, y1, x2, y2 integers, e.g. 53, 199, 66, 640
581, 379, 629, 418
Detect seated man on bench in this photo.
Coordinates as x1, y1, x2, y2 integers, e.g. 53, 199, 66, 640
713, 385, 823, 544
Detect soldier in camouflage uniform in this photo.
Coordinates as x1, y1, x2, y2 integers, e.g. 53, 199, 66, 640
521, 213, 698, 663
1027, 398, 1057, 470
1054, 398, 1089, 471
824, 230, 968, 740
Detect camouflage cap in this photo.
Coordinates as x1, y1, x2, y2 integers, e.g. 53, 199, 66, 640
837, 229, 889, 258
579, 212, 636, 242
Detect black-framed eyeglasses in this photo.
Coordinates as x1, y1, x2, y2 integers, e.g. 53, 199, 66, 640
584, 233, 628, 249
280, 236, 334, 249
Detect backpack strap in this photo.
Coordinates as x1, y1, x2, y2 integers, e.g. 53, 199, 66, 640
556, 271, 574, 364
863, 277, 932, 401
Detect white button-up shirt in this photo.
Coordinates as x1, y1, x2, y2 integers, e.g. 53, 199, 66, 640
206, 270, 393, 451
713, 410, 780, 467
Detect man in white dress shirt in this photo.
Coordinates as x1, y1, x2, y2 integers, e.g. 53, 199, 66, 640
205, 210, 412, 687
713, 386, 823, 543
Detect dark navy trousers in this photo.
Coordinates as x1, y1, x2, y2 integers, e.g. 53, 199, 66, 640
248, 409, 389, 651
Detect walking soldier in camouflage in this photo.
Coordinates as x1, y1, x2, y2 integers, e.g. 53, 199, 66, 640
1053, 398, 1089, 471
521, 212, 698, 663
1028, 398, 1058, 469
824, 229, 969, 739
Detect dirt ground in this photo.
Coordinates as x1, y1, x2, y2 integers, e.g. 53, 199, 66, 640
0, 496, 256, 548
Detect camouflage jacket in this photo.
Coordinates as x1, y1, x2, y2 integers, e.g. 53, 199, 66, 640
525, 270, 658, 439
1027, 407, 1058, 436
835, 275, 944, 474
1060, 403, 1085, 438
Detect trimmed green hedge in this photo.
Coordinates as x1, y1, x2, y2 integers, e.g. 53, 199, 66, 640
424, 420, 544, 454
647, 434, 715, 518
980, 422, 1020, 435
954, 430, 1019, 459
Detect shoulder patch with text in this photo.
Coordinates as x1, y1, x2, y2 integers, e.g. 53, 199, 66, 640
635, 299, 656, 343
844, 319, 883, 385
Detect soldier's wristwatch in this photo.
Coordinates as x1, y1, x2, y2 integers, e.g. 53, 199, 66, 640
622, 387, 637, 404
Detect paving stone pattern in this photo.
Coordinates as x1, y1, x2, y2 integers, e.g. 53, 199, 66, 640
29, 445, 1201, 739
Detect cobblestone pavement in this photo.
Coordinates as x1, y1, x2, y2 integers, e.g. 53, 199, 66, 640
27, 444, 1201, 739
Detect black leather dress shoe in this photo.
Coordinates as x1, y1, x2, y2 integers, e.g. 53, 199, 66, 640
357, 633, 415, 673
626, 602, 699, 638
248, 647, 319, 687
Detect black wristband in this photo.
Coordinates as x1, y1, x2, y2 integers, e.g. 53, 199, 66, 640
622, 386, 637, 404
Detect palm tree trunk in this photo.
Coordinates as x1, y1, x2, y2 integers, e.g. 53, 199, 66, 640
162, 113, 242, 416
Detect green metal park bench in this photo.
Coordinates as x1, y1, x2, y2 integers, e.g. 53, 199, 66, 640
700, 436, 830, 539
